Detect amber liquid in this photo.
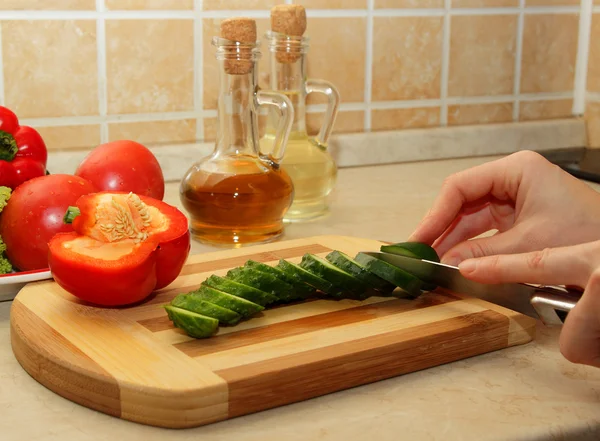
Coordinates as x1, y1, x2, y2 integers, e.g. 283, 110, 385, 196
180, 155, 294, 247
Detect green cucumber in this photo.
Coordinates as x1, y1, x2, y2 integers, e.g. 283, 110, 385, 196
380, 242, 440, 263
276, 259, 336, 294
171, 294, 241, 326
226, 267, 298, 302
164, 305, 219, 339
245, 260, 316, 297
202, 275, 277, 306
355, 252, 424, 298
193, 285, 264, 317
299, 253, 367, 298
325, 250, 395, 294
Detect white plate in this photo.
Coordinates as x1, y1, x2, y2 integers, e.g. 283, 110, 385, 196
0, 268, 53, 302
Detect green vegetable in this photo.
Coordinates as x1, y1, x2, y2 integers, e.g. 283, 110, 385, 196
276, 259, 335, 294
164, 305, 219, 339
202, 275, 277, 306
245, 260, 316, 298
171, 294, 241, 326
355, 252, 423, 298
227, 266, 298, 302
0, 186, 11, 213
0, 187, 13, 274
300, 253, 367, 298
380, 242, 440, 263
193, 285, 264, 317
325, 250, 395, 294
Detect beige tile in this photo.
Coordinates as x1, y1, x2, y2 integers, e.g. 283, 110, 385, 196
449, 15, 517, 97
371, 107, 440, 131
203, 114, 268, 142
306, 111, 365, 136
0, 0, 94, 9
372, 17, 443, 101
108, 119, 197, 145
587, 102, 600, 148
453, 0, 517, 5
302, 0, 367, 7
203, 0, 278, 9
588, 14, 600, 93
106, 19, 194, 114
520, 14, 578, 94
203, 18, 271, 110
3, 20, 98, 118
36, 125, 101, 151
448, 103, 513, 126
305, 17, 366, 105
526, 0, 580, 5
519, 99, 573, 121
106, 0, 193, 9
375, 0, 443, 7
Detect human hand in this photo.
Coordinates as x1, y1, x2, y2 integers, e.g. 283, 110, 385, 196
409, 150, 600, 265
457, 242, 600, 368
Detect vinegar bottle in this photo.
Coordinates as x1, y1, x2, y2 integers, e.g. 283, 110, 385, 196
179, 18, 295, 247
260, 4, 341, 222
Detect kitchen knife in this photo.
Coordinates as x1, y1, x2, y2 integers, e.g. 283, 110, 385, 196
360, 251, 582, 326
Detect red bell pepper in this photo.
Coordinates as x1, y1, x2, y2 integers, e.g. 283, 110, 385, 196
48, 191, 190, 306
0, 106, 47, 189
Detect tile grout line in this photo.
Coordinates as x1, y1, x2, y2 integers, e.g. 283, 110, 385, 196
96, 0, 108, 142
440, 0, 451, 126
0, 23, 5, 107
573, 0, 593, 116
194, 0, 204, 142
363, 0, 374, 131
512, 0, 525, 122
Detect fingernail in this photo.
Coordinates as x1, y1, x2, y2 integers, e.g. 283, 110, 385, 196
441, 255, 462, 267
459, 259, 477, 273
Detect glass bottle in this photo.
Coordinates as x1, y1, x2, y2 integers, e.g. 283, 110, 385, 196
179, 36, 294, 247
260, 30, 340, 222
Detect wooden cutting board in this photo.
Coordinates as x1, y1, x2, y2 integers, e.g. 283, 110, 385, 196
10, 235, 537, 429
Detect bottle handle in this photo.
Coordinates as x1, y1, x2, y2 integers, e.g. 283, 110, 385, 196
255, 90, 294, 163
305, 79, 340, 149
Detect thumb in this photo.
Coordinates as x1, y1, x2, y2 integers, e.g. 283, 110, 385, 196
457, 242, 598, 288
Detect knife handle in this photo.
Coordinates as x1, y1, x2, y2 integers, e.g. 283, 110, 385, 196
531, 285, 581, 326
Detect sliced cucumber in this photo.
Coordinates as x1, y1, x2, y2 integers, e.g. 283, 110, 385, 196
202, 274, 277, 306
226, 266, 298, 302
164, 305, 219, 339
355, 252, 424, 298
171, 294, 241, 326
380, 242, 440, 263
245, 260, 316, 297
325, 250, 395, 294
276, 259, 336, 294
300, 253, 367, 298
193, 285, 264, 317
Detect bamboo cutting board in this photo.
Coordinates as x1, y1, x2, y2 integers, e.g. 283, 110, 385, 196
10, 235, 537, 429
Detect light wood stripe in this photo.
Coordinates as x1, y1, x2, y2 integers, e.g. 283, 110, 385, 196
174, 293, 460, 358
217, 310, 510, 418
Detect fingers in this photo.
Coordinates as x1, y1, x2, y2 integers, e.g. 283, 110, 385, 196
440, 227, 523, 266
457, 242, 598, 288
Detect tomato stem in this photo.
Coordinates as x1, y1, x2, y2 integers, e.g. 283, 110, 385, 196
0, 131, 17, 162
63, 206, 81, 224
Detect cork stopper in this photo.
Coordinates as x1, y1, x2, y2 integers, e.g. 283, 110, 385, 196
270, 4, 306, 63
220, 17, 257, 75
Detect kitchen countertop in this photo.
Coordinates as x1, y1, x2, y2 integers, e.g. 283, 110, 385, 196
2, 154, 600, 441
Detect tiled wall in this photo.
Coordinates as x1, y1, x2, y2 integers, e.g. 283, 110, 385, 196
0, 0, 594, 152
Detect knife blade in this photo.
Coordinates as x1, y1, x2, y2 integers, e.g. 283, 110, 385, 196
360, 251, 582, 326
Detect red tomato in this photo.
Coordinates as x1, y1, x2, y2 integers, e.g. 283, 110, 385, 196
74, 140, 165, 200
0, 174, 97, 271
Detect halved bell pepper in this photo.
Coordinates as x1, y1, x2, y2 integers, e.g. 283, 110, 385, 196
48, 191, 190, 306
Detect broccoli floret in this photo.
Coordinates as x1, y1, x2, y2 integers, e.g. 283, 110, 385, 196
0, 255, 12, 274
0, 235, 6, 254
0, 186, 11, 213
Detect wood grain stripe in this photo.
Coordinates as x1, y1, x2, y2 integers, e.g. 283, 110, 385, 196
174, 292, 460, 358
10, 299, 121, 418
217, 310, 510, 418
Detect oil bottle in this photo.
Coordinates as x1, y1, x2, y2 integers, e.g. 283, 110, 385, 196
260, 4, 341, 222
180, 18, 295, 247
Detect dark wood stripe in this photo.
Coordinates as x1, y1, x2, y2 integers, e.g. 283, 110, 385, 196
143, 244, 333, 307
10, 299, 121, 418
173, 292, 460, 358
216, 309, 510, 418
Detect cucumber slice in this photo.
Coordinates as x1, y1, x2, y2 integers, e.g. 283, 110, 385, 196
355, 252, 424, 298
276, 259, 336, 294
380, 242, 440, 263
325, 250, 395, 294
193, 285, 264, 318
164, 305, 219, 339
171, 294, 241, 326
226, 267, 298, 302
245, 260, 316, 297
300, 253, 367, 297
202, 275, 277, 306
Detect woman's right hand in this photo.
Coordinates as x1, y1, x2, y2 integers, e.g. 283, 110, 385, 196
408, 150, 600, 266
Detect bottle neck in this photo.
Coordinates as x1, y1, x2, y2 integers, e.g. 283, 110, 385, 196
268, 51, 307, 135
